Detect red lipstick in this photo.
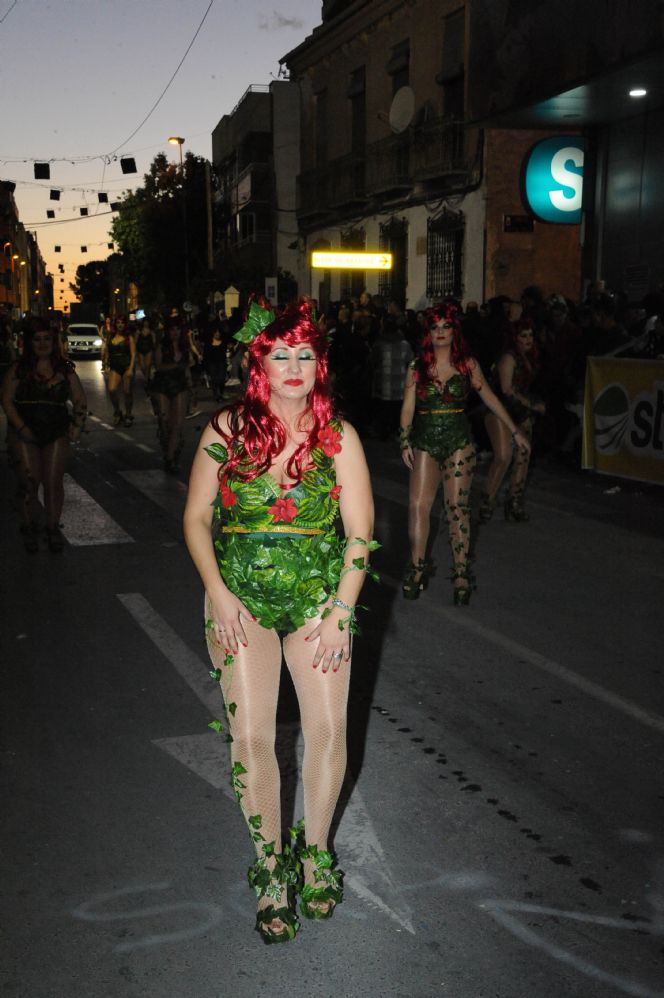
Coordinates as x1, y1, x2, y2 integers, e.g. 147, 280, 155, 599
284, 378, 304, 386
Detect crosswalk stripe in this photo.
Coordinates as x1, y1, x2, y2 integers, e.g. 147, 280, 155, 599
61, 474, 134, 545
118, 469, 186, 516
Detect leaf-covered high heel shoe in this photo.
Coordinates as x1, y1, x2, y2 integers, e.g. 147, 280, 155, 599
248, 843, 300, 944
402, 558, 433, 600
452, 565, 471, 606
299, 845, 343, 920
292, 820, 343, 920
478, 492, 495, 523
504, 494, 529, 522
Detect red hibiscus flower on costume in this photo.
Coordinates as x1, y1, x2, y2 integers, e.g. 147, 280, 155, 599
317, 426, 342, 457
268, 497, 298, 524
330, 485, 342, 502
220, 481, 237, 508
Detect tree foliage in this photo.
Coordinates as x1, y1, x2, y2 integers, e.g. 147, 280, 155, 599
69, 258, 113, 311
111, 152, 212, 310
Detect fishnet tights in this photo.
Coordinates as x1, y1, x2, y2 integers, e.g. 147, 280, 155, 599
408, 444, 476, 580
205, 604, 350, 908
484, 414, 533, 501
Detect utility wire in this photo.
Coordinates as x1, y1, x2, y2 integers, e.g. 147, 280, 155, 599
110, 0, 215, 154
0, 0, 18, 24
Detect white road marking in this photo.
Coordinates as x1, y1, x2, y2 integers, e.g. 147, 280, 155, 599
118, 469, 186, 516
116, 593, 219, 713
88, 414, 114, 431
384, 571, 664, 737
482, 899, 664, 998
118, 592, 414, 932
72, 881, 224, 954
60, 474, 134, 545
88, 413, 154, 450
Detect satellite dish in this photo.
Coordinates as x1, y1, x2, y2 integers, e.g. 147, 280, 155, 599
389, 86, 415, 133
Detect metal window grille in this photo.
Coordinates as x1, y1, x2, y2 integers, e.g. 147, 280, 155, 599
426, 214, 463, 299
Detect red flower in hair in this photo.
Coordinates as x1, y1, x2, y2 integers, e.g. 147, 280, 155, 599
330, 485, 342, 502
317, 426, 342, 457
220, 482, 237, 508
268, 497, 298, 523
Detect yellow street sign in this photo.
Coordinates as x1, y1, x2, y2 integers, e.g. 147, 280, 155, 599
311, 251, 393, 270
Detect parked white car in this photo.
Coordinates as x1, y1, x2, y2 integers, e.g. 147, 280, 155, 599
67, 323, 103, 357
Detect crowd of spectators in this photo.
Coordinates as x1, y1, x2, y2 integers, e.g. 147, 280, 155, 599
313, 282, 664, 460
3, 279, 662, 462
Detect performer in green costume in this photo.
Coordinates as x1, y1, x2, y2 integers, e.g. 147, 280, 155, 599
184, 298, 376, 944
400, 303, 529, 605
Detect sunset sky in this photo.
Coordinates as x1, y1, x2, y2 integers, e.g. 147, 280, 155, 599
0, 0, 320, 310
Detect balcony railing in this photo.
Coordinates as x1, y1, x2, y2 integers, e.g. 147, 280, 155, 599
296, 120, 470, 221
366, 134, 411, 197
411, 119, 466, 181
328, 154, 366, 207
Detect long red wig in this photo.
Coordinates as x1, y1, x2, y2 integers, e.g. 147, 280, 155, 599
213, 298, 333, 483
414, 302, 472, 398
507, 318, 540, 367
17, 319, 74, 379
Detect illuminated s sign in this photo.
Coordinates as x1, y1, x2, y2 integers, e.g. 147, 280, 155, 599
522, 137, 585, 224
311, 252, 393, 270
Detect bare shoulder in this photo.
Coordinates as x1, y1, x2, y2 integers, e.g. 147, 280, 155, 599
200, 406, 233, 448
335, 419, 369, 468
338, 418, 362, 451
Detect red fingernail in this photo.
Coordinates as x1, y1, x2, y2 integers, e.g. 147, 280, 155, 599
304, 636, 309, 641
242, 642, 248, 648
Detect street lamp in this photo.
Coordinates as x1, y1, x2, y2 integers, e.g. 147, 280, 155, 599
168, 136, 190, 301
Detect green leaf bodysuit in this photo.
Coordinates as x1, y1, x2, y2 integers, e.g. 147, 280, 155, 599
206, 420, 346, 632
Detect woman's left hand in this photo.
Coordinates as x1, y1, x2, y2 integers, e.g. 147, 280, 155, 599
307, 609, 351, 673
513, 429, 531, 454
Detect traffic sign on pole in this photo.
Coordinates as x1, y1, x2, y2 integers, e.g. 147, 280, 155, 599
311, 251, 393, 270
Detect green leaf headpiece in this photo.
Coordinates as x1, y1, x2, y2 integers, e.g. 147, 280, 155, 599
233, 301, 276, 344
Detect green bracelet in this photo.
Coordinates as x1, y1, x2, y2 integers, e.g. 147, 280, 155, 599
399, 424, 412, 450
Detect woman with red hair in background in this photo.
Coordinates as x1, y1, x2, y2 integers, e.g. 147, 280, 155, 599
184, 298, 375, 944
400, 303, 529, 604
479, 319, 544, 523
1, 320, 86, 552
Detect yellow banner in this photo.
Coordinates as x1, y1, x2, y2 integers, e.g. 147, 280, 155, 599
311, 251, 393, 270
582, 357, 664, 485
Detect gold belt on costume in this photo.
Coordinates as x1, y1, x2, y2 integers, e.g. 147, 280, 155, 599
16, 400, 66, 406
220, 525, 324, 535
417, 408, 464, 414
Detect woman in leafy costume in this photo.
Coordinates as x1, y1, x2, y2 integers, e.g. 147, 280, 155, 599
184, 298, 375, 944
399, 303, 529, 605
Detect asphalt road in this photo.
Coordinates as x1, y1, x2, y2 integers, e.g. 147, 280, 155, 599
1, 360, 663, 998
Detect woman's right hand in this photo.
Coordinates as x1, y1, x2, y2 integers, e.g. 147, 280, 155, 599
401, 444, 414, 470
208, 589, 255, 654
17, 425, 36, 444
